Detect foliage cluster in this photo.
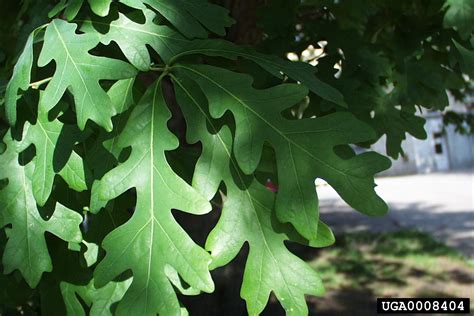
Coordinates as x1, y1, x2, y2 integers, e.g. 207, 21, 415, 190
0, 0, 472, 314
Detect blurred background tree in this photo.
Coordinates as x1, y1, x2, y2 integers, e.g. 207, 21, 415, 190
220, 0, 474, 158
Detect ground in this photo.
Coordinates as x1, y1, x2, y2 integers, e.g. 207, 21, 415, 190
300, 170, 474, 315
302, 231, 474, 315
318, 170, 474, 257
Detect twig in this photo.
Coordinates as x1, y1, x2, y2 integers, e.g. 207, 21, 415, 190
29, 77, 53, 89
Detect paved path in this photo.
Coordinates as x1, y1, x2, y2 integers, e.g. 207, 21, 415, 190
318, 170, 474, 257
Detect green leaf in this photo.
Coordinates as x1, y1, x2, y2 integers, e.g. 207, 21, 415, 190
170, 75, 341, 247
172, 74, 332, 314
169, 75, 228, 201
18, 94, 88, 206
49, 0, 83, 21
395, 59, 450, 110
49, 0, 111, 19
88, 78, 136, 168
443, 0, 474, 39
91, 10, 187, 71
168, 40, 346, 107
174, 64, 390, 241
60, 278, 132, 316
82, 241, 99, 267
374, 104, 427, 159
88, 78, 135, 212
164, 265, 202, 296
5, 31, 35, 125
93, 79, 213, 315
90, 14, 343, 107
119, 0, 233, 38
88, 0, 112, 17
213, 181, 325, 315
341, 82, 427, 158
38, 19, 137, 131
0, 133, 83, 288
452, 39, 474, 76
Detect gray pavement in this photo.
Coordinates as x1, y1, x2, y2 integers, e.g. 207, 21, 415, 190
318, 170, 474, 257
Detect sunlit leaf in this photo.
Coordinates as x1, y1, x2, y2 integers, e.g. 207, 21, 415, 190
38, 19, 137, 131
93, 79, 213, 315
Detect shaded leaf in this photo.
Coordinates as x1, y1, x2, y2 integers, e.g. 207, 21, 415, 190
340, 82, 427, 159
119, 0, 233, 38
91, 10, 187, 71
5, 30, 35, 125
88, 78, 135, 212
18, 94, 88, 206
88, 14, 343, 107
443, 0, 474, 39
168, 39, 346, 107
374, 104, 427, 159
395, 59, 450, 110
452, 39, 474, 76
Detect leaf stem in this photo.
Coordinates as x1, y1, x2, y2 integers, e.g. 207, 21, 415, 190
150, 66, 167, 72
29, 77, 53, 89
37, 23, 50, 31
150, 65, 170, 72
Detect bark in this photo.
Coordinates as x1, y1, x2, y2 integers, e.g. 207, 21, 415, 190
218, 0, 265, 45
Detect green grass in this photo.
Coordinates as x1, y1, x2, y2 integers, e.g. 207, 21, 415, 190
304, 230, 474, 315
